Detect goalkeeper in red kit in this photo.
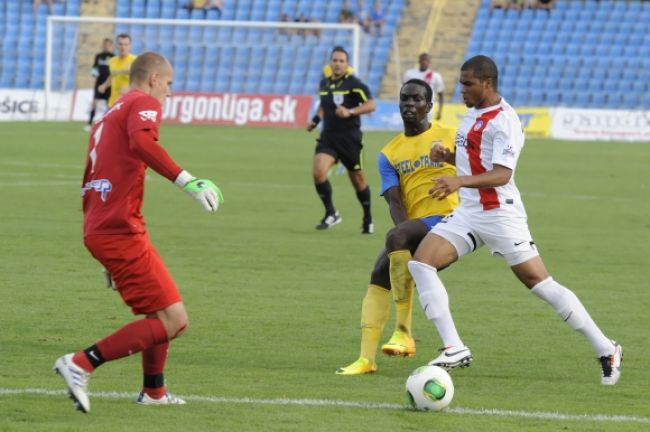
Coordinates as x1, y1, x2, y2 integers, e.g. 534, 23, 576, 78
53, 52, 224, 413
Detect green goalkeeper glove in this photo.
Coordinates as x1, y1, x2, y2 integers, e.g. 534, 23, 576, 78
175, 170, 224, 212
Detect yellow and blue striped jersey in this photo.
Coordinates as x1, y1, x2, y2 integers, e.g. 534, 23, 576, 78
378, 123, 458, 219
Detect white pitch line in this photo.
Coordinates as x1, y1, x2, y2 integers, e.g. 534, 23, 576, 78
1, 388, 648, 425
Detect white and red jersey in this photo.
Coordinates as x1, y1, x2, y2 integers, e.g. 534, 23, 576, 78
403, 68, 445, 95
454, 98, 526, 216
82, 90, 182, 236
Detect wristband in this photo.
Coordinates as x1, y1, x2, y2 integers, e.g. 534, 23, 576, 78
349, 108, 356, 116
311, 115, 321, 125
174, 169, 194, 187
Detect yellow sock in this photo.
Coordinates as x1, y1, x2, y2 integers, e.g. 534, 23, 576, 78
360, 284, 390, 363
388, 250, 414, 337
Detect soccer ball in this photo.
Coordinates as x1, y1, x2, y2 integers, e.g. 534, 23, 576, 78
405, 365, 454, 411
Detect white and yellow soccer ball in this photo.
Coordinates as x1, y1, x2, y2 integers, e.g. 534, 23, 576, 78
405, 365, 454, 411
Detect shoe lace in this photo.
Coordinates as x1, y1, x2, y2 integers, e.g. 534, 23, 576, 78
599, 355, 613, 377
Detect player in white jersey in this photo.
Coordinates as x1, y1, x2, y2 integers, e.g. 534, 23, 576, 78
406, 55, 622, 385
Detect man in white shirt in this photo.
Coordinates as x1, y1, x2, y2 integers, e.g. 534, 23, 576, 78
403, 53, 445, 120
406, 55, 623, 386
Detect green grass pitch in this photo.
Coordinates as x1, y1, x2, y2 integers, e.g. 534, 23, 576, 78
1, 122, 649, 431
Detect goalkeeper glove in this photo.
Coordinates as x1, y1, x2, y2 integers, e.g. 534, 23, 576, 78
174, 170, 224, 212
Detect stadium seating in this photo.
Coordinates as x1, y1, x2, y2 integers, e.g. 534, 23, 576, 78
0, 0, 403, 98
460, 0, 650, 109
0, 0, 81, 89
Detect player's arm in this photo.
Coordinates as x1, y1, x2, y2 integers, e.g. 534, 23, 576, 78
384, 186, 408, 225
337, 80, 376, 118
307, 105, 324, 132
129, 129, 224, 212
378, 151, 406, 225
435, 91, 444, 120
430, 164, 512, 200
97, 75, 112, 93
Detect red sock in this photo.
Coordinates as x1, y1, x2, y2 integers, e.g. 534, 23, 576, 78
142, 341, 169, 399
72, 351, 95, 373
96, 318, 168, 362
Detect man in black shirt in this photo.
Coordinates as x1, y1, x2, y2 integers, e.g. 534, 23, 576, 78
307, 46, 376, 234
85, 38, 114, 131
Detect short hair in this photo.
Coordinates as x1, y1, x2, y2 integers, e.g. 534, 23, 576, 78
330, 45, 349, 61
130, 52, 169, 84
402, 78, 433, 103
116, 33, 131, 42
103, 38, 113, 44
461, 55, 498, 90
418, 53, 430, 60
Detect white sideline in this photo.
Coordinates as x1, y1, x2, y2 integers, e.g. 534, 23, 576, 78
1, 387, 649, 425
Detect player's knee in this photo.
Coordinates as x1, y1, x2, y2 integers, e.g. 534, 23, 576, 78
169, 316, 189, 339
385, 227, 409, 252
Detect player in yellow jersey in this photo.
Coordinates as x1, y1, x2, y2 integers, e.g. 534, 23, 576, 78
98, 34, 137, 108
336, 79, 458, 375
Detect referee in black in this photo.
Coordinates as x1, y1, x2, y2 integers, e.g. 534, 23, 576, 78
307, 46, 376, 234
85, 38, 114, 131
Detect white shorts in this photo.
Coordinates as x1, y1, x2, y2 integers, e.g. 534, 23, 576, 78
431, 206, 539, 266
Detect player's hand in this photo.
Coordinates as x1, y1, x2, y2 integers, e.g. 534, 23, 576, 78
435, 111, 442, 121
306, 122, 317, 132
183, 178, 224, 212
429, 176, 460, 200
98, 83, 107, 93
430, 143, 450, 162
335, 105, 352, 118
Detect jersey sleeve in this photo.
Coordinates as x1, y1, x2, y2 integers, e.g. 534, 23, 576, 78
352, 77, 373, 103
432, 73, 445, 93
126, 95, 181, 181
378, 151, 399, 196
490, 114, 523, 170
127, 95, 161, 138
129, 130, 182, 182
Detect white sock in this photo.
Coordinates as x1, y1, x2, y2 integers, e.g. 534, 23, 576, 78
408, 260, 464, 348
531, 277, 614, 356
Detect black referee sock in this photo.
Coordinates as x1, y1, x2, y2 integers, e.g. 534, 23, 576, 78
88, 108, 95, 125
315, 180, 336, 215
356, 186, 372, 221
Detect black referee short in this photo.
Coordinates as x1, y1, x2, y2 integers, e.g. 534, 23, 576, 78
315, 129, 364, 171
94, 81, 110, 100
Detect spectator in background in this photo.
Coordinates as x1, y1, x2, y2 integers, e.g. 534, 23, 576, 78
279, 13, 294, 35
338, 0, 355, 23
295, 13, 308, 37
309, 17, 322, 38
85, 38, 114, 132
536, 0, 554, 10
402, 53, 445, 121
186, 0, 223, 18
356, 0, 372, 34
369, 0, 385, 37
33, 0, 63, 14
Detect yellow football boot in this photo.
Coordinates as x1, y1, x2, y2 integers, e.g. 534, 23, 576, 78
381, 331, 416, 357
335, 357, 377, 375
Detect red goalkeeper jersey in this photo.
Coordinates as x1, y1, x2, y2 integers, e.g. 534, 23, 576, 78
82, 90, 182, 236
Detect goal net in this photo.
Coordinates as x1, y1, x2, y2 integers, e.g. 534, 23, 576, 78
45, 15, 363, 121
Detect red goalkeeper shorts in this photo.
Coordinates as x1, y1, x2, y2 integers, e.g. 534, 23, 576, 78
84, 233, 182, 315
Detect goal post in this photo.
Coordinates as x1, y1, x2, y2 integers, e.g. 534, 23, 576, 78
45, 15, 363, 120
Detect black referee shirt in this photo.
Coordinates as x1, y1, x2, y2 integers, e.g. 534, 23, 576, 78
318, 73, 372, 133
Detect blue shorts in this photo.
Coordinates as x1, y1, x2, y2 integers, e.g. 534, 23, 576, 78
420, 215, 445, 230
